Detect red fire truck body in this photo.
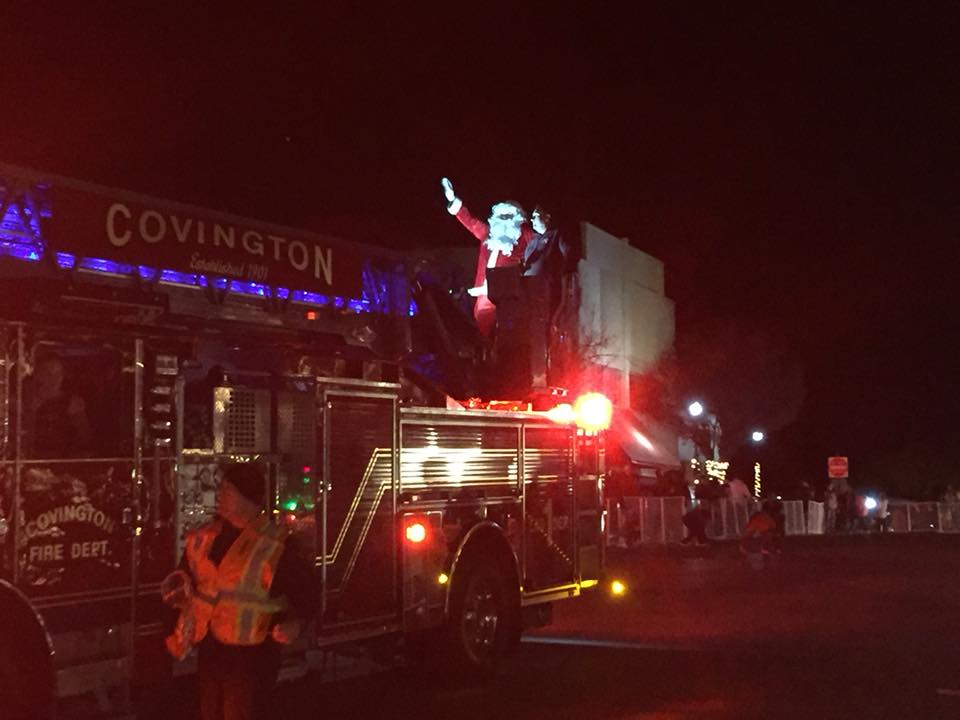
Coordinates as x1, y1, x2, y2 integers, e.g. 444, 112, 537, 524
0, 165, 607, 718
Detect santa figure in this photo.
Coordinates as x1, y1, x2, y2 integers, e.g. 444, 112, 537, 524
441, 177, 535, 336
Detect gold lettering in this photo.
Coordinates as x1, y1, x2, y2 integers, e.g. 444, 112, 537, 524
170, 215, 193, 243
288, 240, 309, 271
139, 210, 166, 243
214, 224, 236, 249
267, 235, 287, 261
106, 203, 132, 247
314, 246, 333, 285
28, 544, 64, 563
242, 230, 264, 256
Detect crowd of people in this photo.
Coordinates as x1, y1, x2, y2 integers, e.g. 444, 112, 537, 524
822, 485, 891, 534
679, 476, 896, 551
681, 490, 788, 553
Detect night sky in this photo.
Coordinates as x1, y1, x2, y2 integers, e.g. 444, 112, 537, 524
1, 4, 957, 495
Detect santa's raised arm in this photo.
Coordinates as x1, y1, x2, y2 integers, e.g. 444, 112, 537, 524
440, 177, 534, 336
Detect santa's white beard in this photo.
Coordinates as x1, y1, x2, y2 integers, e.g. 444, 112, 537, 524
485, 218, 522, 257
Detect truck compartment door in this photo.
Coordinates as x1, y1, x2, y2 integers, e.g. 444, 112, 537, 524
320, 390, 396, 629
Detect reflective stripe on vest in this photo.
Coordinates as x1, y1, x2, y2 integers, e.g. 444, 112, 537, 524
185, 514, 290, 646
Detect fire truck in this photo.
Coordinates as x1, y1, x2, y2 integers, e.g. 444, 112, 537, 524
0, 164, 609, 718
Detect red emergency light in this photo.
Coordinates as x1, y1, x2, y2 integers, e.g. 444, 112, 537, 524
573, 392, 613, 433
404, 521, 427, 544
545, 392, 612, 432
545, 402, 576, 424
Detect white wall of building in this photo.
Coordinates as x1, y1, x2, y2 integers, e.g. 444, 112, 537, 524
577, 222, 676, 392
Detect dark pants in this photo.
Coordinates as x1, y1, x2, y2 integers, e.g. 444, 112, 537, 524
197, 638, 281, 720
681, 512, 708, 544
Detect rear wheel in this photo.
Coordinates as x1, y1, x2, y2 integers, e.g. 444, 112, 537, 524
448, 559, 518, 673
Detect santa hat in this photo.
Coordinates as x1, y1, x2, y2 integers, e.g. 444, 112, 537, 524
490, 200, 527, 221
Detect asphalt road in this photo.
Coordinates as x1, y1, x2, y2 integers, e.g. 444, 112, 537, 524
152, 534, 960, 719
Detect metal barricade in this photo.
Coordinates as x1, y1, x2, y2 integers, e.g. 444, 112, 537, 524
806, 501, 825, 534
640, 497, 664, 544
706, 500, 726, 539
783, 500, 806, 535
606, 496, 960, 546
604, 496, 686, 545
605, 497, 641, 547
706, 498, 755, 539
605, 498, 627, 547
909, 502, 940, 532
888, 502, 911, 533
662, 496, 686, 543
937, 503, 960, 533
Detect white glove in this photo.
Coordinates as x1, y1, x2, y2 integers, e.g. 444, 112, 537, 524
441, 177, 462, 214
532, 210, 547, 234
441, 177, 456, 203
467, 281, 488, 297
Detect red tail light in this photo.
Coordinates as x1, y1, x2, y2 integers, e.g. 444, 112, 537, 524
405, 522, 427, 544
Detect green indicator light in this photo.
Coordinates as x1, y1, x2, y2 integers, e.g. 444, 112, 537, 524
302, 476, 310, 485
283, 499, 298, 512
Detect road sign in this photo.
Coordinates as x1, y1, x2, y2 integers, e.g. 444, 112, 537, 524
827, 456, 849, 478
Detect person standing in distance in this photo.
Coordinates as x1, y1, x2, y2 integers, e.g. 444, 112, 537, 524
162, 463, 313, 720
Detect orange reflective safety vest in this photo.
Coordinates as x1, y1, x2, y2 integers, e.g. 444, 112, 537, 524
180, 514, 290, 650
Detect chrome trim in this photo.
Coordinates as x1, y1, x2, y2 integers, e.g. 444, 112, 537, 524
320, 389, 330, 616
401, 406, 567, 428
31, 587, 138, 608
315, 620, 402, 647
316, 377, 400, 391
18, 457, 138, 464
12, 325, 23, 584
399, 498, 521, 512
1, 325, 10, 460
520, 424, 527, 588
322, 389, 399, 401
391, 394, 399, 611
134, 621, 164, 637
401, 415, 528, 429
130, 338, 143, 678
521, 583, 580, 606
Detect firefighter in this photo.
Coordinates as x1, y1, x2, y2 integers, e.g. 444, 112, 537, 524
161, 462, 313, 720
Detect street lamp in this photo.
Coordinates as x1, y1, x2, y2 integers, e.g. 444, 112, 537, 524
685, 400, 720, 462
751, 430, 765, 443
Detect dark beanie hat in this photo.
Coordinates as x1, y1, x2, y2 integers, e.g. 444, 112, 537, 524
221, 462, 265, 507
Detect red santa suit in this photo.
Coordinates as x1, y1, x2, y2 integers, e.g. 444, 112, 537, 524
450, 201, 534, 336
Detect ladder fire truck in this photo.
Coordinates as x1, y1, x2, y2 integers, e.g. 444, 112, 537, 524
0, 164, 610, 719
